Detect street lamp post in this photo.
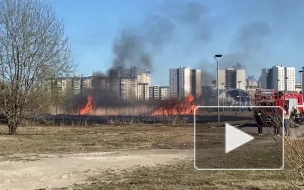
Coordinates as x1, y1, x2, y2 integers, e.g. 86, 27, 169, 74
238, 81, 242, 106
214, 54, 223, 127
224, 85, 226, 110
299, 71, 303, 93
221, 83, 225, 106
300, 66, 304, 93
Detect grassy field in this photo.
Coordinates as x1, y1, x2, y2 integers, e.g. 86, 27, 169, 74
0, 124, 193, 155
0, 121, 299, 190
0, 120, 249, 154
74, 161, 294, 190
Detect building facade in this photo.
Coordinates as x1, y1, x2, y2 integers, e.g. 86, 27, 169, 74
261, 66, 296, 91
48, 75, 93, 95
159, 86, 170, 99
246, 75, 259, 94
149, 85, 169, 100
218, 67, 246, 90
178, 67, 191, 98
169, 69, 179, 98
169, 67, 201, 99
48, 67, 152, 101
285, 67, 296, 92
217, 70, 226, 89
272, 66, 285, 91
109, 67, 151, 101
191, 69, 202, 98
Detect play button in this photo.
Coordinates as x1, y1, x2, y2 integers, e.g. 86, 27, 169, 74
195, 106, 283, 170
225, 123, 254, 153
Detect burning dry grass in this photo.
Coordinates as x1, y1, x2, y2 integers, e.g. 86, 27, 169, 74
92, 106, 151, 116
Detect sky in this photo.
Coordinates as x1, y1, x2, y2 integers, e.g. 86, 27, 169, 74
48, 0, 304, 85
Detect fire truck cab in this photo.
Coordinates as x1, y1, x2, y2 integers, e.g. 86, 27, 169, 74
253, 89, 304, 126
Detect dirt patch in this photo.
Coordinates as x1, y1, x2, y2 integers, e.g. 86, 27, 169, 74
0, 149, 192, 190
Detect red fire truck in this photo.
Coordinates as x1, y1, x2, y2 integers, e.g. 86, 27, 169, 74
253, 88, 304, 126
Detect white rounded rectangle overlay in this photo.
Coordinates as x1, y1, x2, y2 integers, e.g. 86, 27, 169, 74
194, 106, 284, 171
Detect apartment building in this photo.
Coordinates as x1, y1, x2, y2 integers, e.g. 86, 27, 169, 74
160, 86, 170, 99
261, 66, 295, 91
119, 77, 137, 100
47, 67, 152, 101
261, 68, 273, 89
285, 67, 296, 91
149, 86, 170, 100
137, 83, 149, 100
191, 69, 202, 98
48, 76, 93, 95
169, 68, 179, 98
149, 85, 161, 99
218, 67, 246, 90
246, 75, 259, 94
217, 70, 226, 89
272, 66, 285, 91
108, 67, 151, 101
169, 67, 201, 99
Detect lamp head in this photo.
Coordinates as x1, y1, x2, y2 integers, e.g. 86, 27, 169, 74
214, 54, 223, 58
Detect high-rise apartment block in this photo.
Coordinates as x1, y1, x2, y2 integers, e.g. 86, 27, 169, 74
149, 86, 170, 100
48, 67, 152, 101
169, 67, 201, 99
260, 66, 296, 91
217, 67, 246, 90
47, 75, 93, 95
285, 67, 296, 91
191, 69, 202, 99
108, 67, 151, 100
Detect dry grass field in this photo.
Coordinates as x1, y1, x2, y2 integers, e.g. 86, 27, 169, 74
0, 122, 298, 190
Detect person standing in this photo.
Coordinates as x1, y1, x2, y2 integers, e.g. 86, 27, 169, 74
284, 105, 290, 136
256, 112, 263, 135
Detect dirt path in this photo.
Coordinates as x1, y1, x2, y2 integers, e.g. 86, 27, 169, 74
0, 149, 192, 190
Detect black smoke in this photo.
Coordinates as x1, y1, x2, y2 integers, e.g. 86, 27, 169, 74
112, 16, 175, 70
111, 0, 213, 71
101, 0, 304, 86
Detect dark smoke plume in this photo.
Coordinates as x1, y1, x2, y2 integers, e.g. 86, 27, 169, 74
162, 0, 212, 42
108, 0, 304, 86
201, 70, 215, 86
112, 15, 175, 70
111, 0, 213, 72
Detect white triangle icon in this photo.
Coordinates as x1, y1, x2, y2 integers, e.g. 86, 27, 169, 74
225, 123, 254, 153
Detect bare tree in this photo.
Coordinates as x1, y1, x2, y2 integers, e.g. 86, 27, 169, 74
157, 98, 184, 124
0, 0, 75, 135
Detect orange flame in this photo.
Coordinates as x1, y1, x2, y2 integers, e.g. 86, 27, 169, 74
79, 96, 94, 115
152, 95, 197, 116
